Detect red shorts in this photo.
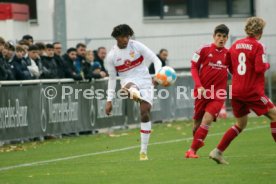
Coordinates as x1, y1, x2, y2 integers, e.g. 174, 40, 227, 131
193, 99, 224, 120
231, 95, 275, 118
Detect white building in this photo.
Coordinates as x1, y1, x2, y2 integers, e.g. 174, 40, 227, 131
0, 0, 275, 69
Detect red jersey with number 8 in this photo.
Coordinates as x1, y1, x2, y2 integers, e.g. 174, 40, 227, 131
229, 37, 270, 100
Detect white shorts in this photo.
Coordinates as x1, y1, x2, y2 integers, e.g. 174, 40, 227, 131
121, 78, 154, 106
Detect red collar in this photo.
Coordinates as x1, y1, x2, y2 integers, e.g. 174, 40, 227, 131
211, 43, 224, 52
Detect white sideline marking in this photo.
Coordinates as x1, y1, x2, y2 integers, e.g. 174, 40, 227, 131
0, 125, 267, 172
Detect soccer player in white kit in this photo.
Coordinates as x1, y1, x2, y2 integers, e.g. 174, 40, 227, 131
105, 24, 162, 160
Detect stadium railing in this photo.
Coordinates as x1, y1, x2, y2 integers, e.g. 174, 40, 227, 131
0, 74, 194, 142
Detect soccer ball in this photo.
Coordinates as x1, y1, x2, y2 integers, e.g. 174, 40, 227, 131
155, 66, 177, 87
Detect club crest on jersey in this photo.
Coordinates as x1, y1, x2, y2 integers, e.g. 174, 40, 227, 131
129, 51, 135, 58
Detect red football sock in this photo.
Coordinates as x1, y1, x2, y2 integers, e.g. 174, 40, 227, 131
190, 124, 209, 152
270, 122, 276, 142
217, 124, 242, 152
192, 126, 198, 137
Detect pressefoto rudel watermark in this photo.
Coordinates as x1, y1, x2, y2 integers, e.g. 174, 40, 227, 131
43, 85, 232, 100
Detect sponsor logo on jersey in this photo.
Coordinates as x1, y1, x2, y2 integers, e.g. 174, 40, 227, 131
208, 60, 227, 69
116, 58, 122, 62
208, 53, 213, 57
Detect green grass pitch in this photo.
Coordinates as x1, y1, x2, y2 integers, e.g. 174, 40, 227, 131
0, 116, 275, 184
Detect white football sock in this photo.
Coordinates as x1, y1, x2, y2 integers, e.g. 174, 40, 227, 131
140, 121, 151, 154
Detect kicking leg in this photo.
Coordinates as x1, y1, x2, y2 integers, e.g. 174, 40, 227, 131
121, 82, 142, 102
139, 101, 152, 160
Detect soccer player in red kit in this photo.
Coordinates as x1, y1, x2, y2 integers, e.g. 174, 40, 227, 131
185, 24, 230, 158
209, 17, 276, 164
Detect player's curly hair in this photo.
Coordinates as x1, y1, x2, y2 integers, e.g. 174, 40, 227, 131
111, 24, 134, 38
245, 17, 266, 37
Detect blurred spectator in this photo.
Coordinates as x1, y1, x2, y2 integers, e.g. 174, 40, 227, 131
86, 50, 94, 63
40, 44, 59, 79
10, 45, 32, 80
53, 42, 66, 78
53, 42, 63, 56
0, 37, 5, 59
18, 40, 30, 58
0, 37, 5, 80
22, 35, 33, 45
94, 47, 107, 76
83, 50, 103, 81
149, 49, 168, 74
62, 48, 82, 80
2, 42, 15, 63
75, 43, 86, 75
35, 42, 47, 57
0, 41, 15, 80
91, 62, 102, 76
25, 45, 40, 79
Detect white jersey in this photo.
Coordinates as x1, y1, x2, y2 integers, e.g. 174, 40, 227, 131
106, 39, 162, 101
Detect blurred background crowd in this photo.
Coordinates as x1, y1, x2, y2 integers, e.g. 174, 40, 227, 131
0, 35, 169, 81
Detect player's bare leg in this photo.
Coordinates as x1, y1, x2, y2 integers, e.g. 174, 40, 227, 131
209, 115, 247, 164
186, 112, 214, 158
121, 82, 142, 102
139, 101, 152, 160
265, 107, 276, 142
235, 115, 248, 130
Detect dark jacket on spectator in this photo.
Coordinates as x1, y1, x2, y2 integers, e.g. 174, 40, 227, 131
94, 53, 108, 75
34, 57, 44, 78
75, 55, 85, 75
62, 54, 82, 80
0, 56, 15, 80
82, 61, 102, 81
54, 54, 66, 78
149, 55, 166, 74
40, 56, 59, 79
10, 56, 32, 80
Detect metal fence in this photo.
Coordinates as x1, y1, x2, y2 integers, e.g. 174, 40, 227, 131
59, 33, 276, 71
64, 33, 214, 69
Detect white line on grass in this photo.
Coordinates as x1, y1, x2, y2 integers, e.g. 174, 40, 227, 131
0, 125, 267, 172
